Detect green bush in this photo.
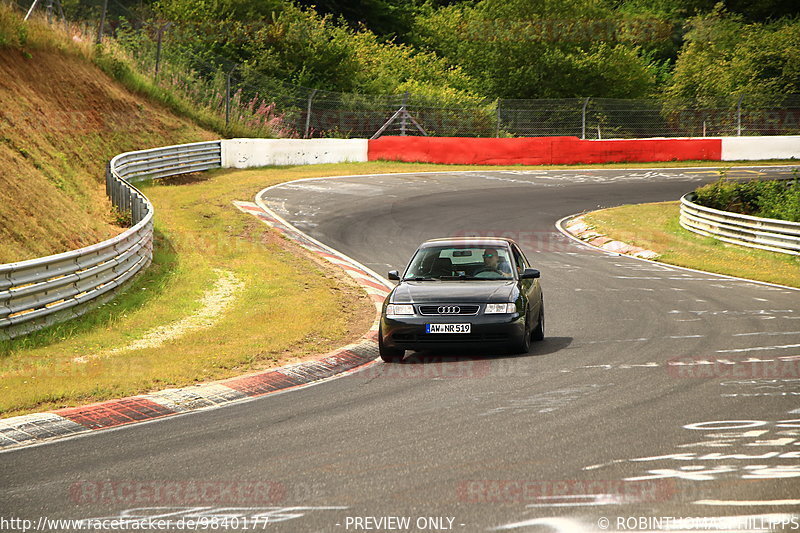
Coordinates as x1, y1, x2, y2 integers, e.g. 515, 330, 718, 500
693, 176, 800, 222
757, 178, 800, 222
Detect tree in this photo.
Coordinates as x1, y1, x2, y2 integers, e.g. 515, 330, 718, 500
411, 0, 659, 98
665, 8, 800, 102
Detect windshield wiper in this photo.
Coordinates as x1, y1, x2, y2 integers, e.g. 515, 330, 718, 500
403, 276, 437, 281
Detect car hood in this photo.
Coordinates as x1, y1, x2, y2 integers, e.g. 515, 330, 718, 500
390, 280, 517, 304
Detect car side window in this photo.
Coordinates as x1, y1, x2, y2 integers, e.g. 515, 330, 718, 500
512, 245, 527, 275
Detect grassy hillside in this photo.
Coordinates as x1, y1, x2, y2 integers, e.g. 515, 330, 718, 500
0, 6, 215, 263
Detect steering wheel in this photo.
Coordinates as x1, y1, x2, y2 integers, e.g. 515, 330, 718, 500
473, 268, 504, 279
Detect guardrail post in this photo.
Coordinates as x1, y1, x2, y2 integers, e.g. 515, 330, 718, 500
105, 161, 111, 197
132, 193, 139, 224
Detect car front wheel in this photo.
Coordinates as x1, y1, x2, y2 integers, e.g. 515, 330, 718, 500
532, 298, 545, 341
512, 312, 532, 354
379, 327, 404, 362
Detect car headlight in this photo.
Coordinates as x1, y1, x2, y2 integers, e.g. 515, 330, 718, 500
386, 304, 414, 316
485, 303, 516, 314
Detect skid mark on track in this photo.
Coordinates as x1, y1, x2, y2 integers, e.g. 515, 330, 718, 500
717, 344, 800, 353
477, 384, 608, 417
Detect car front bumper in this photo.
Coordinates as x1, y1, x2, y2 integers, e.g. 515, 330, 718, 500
380, 313, 525, 351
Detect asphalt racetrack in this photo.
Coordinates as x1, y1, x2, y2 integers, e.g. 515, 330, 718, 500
2, 166, 800, 532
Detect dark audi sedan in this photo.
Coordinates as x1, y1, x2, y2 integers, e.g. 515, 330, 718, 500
379, 237, 544, 362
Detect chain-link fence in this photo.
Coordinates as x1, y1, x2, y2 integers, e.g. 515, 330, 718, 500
193, 79, 800, 140
298, 94, 800, 139
12, 0, 800, 140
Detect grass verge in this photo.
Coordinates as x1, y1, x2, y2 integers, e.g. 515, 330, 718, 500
2, 160, 798, 417
582, 201, 800, 288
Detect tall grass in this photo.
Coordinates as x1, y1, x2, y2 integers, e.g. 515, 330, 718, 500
1, 2, 288, 138
101, 19, 296, 138
92, 39, 288, 138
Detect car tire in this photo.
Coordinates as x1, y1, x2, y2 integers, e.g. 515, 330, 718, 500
379, 327, 404, 362
513, 311, 532, 354
532, 298, 545, 341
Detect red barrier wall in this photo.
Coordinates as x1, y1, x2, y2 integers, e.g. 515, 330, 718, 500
368, 136, 723, 165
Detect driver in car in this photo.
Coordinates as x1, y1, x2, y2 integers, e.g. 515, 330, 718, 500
481, 248, 513, 277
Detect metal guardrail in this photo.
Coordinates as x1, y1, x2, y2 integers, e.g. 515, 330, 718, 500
679, 193, 800, 256
0, 141, 221, 340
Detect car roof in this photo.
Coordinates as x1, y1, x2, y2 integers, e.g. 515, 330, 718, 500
419, 237, 517, 248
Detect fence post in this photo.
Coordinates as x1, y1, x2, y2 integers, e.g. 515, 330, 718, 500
225, 71, 231, 130
304, 89, 318, 139
737, 95, 743, 136
24, 0, 41, 20
155, 27, 164, 79
225, 65, 238, 130
495, 101, 501, 138
96, 0, 107, 44
154, 23, 172, 80
581, 97, 590, 139
400, 91, 409, 136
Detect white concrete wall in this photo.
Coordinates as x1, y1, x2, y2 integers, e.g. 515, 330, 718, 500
721, 136, 800, 161
221, 139, 368, 168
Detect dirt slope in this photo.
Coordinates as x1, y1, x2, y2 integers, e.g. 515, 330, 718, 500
0, 32, 215, 263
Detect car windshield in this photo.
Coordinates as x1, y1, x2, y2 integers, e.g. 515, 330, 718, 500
404, 245, 514, 280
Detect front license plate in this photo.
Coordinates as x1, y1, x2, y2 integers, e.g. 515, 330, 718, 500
426, 323, 471, 334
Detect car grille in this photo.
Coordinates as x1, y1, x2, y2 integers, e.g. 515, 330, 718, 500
418, 305, 480, 316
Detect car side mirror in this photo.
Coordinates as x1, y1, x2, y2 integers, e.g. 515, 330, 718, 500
520, 268, 540, 279
388, 270, 400, 281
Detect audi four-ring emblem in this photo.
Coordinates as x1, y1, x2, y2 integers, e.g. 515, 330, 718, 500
437, 306, 461, 314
